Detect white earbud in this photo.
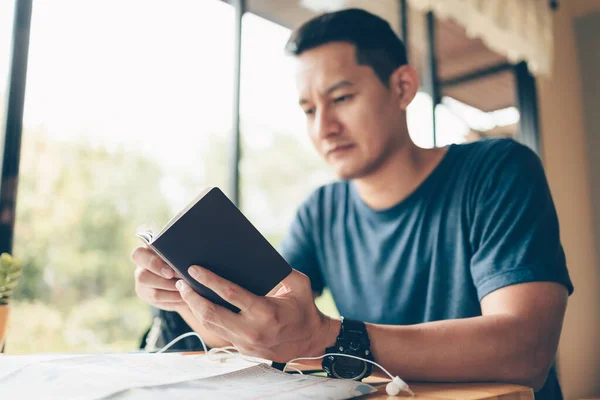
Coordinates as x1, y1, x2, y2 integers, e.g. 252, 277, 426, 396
386, 376, 413, 396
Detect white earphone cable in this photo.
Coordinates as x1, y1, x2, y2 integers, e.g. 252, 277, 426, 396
155, 331, 414, 396
286, 353, 393, 378
156, 331, 208, 354
285, 353, 414, 396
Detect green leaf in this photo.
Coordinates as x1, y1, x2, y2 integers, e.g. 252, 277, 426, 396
0, 252, 13, 264
9, 262, 22, 271
7, 270, 22, 280
0, 280, 20, 290
0, 254, 22, 294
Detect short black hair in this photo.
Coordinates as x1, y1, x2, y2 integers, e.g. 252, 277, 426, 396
285, 8, 408, 86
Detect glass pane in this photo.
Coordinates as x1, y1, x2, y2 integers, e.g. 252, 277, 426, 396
407, 92, 436, 148
410, 93, 520, 148
238, 12, 338, 316
239, 12, 334, 248
8, 0, 234, 353
0, 0, 16, 138
436, 96, 520, 145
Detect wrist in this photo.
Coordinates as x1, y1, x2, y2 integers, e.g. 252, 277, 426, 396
297, 315, 341, 367
310, 314, 341, 357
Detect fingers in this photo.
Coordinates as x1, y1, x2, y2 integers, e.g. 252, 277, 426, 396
131, 246, 174, 279
176, 280, 241, 333
136, 285, 186, 312
266, 282, 285, 297
283, 269, 310, 287
136, 284, 185, 311
132, 247, 186, 312
137, 285, 184, 304
198, 320, 237, 346
270, 270, 310, 298
187, 265, 258, 313
135, 267, 178, 291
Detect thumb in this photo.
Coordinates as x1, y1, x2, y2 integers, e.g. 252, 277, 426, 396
282, 269, 311, 290
270, 270, 310, 297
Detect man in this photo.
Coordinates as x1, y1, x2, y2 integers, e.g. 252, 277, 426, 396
131, 9, 572, 399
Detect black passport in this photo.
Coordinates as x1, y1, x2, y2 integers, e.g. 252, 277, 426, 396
136, 187, 292, 313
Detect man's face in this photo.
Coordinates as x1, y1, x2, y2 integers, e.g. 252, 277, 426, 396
295, 42, 405, 180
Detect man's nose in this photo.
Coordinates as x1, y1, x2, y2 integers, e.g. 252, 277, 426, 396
313, 107, 341, 139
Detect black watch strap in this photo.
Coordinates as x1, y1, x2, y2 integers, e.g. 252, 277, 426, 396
339, 318, 371, 354
322, 317, 374, 380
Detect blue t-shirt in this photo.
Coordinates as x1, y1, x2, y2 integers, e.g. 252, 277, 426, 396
280, 138, 573, 399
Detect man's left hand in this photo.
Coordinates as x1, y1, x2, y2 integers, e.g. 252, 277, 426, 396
176, 266, 336, 362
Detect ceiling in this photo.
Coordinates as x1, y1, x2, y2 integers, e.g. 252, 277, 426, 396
570, 0, 600, 18
434, 18, 514, 112
238, 0, 516, 113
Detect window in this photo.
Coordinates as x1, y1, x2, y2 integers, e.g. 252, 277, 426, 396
0, 0, 16, 138
409, 92, 520, 148
238, 12, 338, 316
239, 12, 333, 246
6, 2, 528, 354
407, 92, 436, 148
437, 97, 519, 145
9, 0, 234, 353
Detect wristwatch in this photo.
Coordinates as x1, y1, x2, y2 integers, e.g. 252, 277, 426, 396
322, 317, 374, 380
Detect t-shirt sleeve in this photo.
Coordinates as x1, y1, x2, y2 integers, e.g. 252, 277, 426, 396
469, 141, 574, 301
279, 195, 325, 295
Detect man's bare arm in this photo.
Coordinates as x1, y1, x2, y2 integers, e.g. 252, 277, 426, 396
174, 267, 567, 391
362, 282, 567, 390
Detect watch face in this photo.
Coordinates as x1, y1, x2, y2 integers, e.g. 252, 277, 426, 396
332, 356, 368, 380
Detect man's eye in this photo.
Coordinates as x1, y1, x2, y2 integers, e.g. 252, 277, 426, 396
304, 108, 315, 116
334, 94, 352, 103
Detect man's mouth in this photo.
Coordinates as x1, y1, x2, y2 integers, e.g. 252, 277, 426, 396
326, 144, 355, 157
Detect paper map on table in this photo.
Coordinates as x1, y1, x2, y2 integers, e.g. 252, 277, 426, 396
0, 353, 377, 400
0, 353, 257, 399
110, 363, 377, 400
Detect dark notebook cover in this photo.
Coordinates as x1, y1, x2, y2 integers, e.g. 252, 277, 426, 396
137, 187, 292, 313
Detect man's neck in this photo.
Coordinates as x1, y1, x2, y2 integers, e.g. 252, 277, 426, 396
353, 142, 449, 210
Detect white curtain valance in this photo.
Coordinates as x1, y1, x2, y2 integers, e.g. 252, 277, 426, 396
407, 0, 553, 77
300, 0, 553, 77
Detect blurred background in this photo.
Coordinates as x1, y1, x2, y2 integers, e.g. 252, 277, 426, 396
0, 1, 598, 398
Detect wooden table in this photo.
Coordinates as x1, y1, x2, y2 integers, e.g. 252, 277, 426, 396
295, 366, 534, 399
361, 377, 534, 399
185, 353, 533, 399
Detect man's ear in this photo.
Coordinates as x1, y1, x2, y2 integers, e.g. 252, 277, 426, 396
389, 65, 419, 111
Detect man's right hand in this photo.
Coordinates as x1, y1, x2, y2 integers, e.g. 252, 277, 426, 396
131, 246, 187, 312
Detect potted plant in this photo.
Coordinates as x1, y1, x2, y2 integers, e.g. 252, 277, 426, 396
0, 252, 22, 349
